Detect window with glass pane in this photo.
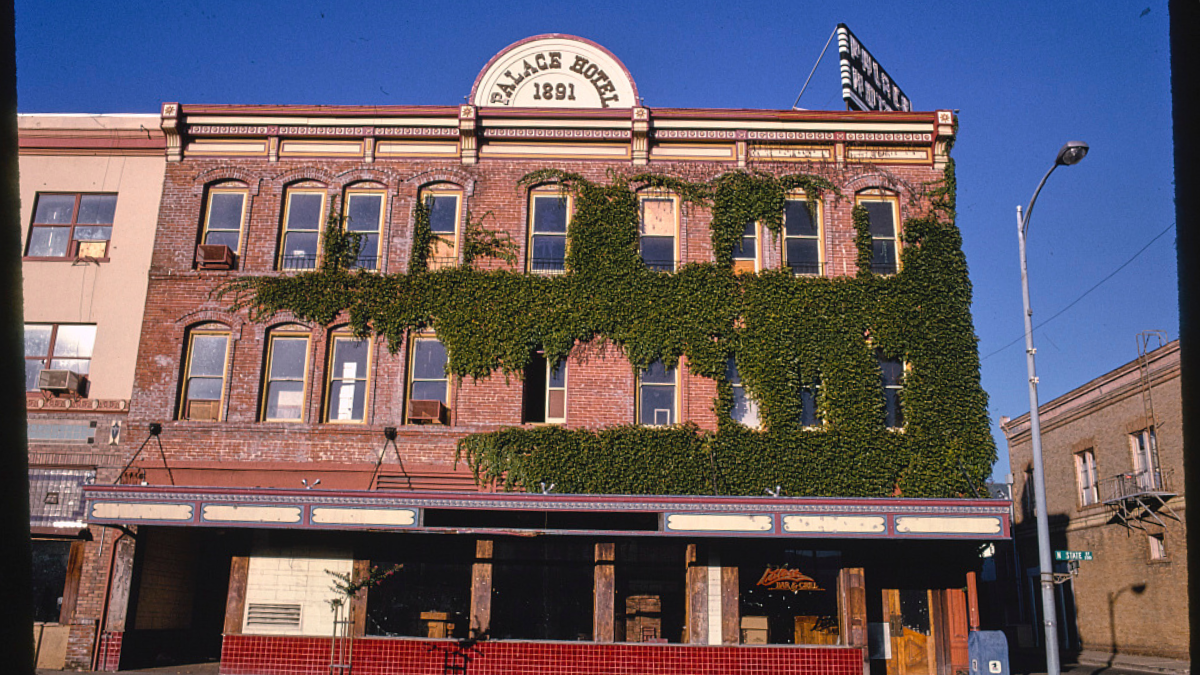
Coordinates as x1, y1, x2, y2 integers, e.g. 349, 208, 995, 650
638, 360, 677, 426
425, 191, 461, 270
1075, 450, 1098, 506
326, 336, 370, 422
639, 197, 676, 272
345, 192, 384, 270
23, 324, 96, 392
726, 359, 760, 428
26, 193, 117, 259
1129, 428, 1160, 490
876, 351, 904, 428
202, 189, 247, 253
522, 351, 566, 424
783, 199, 820, 275
182, 331, 229, 421
409, 337, 449, 409
860, 197, 899, 274
279, 191, 325, 270
263, 333, 310, 421
731, 222, 758, 273
800, 379, 821, 428
529, 193, 568, 274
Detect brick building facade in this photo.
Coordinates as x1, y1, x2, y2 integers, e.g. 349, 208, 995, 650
1002, 338, 1187, 660
60, 35, 1007, 674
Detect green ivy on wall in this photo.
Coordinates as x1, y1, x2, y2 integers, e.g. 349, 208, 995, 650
219, 160, 994, 499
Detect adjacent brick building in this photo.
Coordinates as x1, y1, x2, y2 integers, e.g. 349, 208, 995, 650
62, 34, 1008, 674
1002, 337, 1187, 660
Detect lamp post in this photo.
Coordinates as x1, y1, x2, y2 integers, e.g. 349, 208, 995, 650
1016, 140, 1088, 675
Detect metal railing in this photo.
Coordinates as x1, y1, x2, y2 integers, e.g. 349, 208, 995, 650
279, 254, 318, 271
529, 257, 567, 274
869, 261, 899, 275
352, 256, 380, 271
1100, 469, 1172, 503
787, 261, 825, 276
425, 256, 459, 270
642, 258, 675, 272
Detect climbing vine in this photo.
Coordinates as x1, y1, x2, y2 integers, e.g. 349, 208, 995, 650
218, 161, 994, 499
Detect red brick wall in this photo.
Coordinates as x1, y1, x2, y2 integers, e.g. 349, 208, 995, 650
220, 633, 864, 675
129, 157, 942, 477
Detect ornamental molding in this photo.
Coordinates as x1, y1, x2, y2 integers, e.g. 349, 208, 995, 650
844, 132, 932, 143
480, 127, 630, 140
746, 130, 841, 142
653, 129, 738, 140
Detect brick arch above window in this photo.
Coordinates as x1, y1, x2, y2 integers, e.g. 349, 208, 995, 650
334, 167, 403, 192
190, 168, 261, 196
251, 320, 315, 342
270, 167, 339, 191
174, 310, 243, 337
404, 169, 476, 196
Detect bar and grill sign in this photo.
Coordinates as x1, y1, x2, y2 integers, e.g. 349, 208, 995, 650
837, 23, 912, 112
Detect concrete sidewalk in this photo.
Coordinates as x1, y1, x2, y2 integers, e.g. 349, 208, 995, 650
1070, 650, 1190, 675
37, 664, 218, 675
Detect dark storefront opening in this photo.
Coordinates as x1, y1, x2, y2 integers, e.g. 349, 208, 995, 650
735, 544, 841, 645
490, 537, 594, 640
121, 527, 243, 670
365, 536, 473, 638
31, 540, 73, 622
615, 540, 686, 643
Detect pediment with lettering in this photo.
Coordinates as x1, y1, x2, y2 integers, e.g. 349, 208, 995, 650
471, 34, 639, 109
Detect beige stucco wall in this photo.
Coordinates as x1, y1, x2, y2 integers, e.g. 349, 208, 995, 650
19, 114, 165, 400
1003, 342, 1188, 660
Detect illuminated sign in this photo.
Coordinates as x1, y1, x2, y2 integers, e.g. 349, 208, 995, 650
756, 567, 824, 592
471, 34, 639, 109
837, 23, 912, 112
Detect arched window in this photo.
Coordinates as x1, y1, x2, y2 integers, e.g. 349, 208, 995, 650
180, 325, 231, 421
279, 186, 327, 270
262, 327, 312, 421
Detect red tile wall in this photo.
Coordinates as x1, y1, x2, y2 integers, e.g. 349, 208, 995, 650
219, 634, 864, 675
97, 630, 123, 672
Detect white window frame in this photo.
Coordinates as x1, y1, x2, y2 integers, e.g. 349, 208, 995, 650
637, 360, 678, 426
638, 193, 679, 272
782, 194, 823, 276
527, 188, 571, 275
1074, 449, 1099, 507
422, 185, 463, 270
856, 191, 901, 275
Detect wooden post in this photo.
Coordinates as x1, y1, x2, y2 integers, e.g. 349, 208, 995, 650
59, 540, 85, 624
223, 556, 249, 635
685, 544, 707, 644
721, 565, 739, 644
105, 535, 137, 632
351, 559, 370, 637
470, 540, 493, 638
838, 567, 868, 675
594, 543, 615, 642
965, 571, 980, 631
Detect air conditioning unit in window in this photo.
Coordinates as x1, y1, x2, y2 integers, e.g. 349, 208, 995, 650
38, 369, 83, 395
69, 239, 108, 259
197, 244, 235, 270
407, 400, 448, 425
186, 400, 221, 421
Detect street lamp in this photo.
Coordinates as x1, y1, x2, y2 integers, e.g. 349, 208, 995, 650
1016, 140, 1088, 675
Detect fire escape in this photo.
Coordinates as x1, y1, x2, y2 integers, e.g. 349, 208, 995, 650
1099, 331, 1179, 531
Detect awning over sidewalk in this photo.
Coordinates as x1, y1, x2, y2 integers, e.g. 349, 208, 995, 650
83, 485, 1011, 540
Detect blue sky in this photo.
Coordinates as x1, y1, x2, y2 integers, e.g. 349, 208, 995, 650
17, 1, 1176, 481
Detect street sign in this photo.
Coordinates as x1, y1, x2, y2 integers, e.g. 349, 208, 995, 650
1054, 550, 1092, 561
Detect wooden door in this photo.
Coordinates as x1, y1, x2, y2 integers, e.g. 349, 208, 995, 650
883, 589, 938, 675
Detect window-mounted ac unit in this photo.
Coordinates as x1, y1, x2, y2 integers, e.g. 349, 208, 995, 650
70, 239, 108, 259
408, 399, 448, 424
197, 244, 235, 270
185, 399, 221, 421
38, 369, 83, 395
